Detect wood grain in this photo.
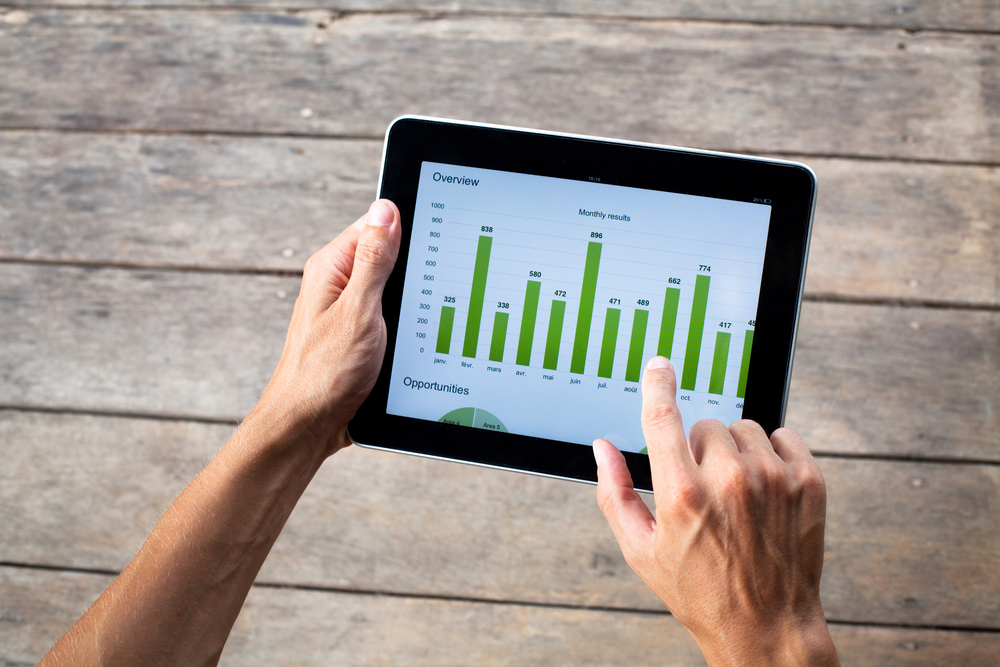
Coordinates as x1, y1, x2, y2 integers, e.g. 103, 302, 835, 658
5, 567, 1000, 667
0, 132, 380, 271
828, 624, 1000, 667
0, 265, 294, 420
3, 410, 998, 627
2, 0, 996, 659
1, 265, 996, 459
2, 1, 997, 32
786, 302, 1000, 461
804, 158, 999, 306
0, 566, 703, 667
2, 132, 997, 304
1, 11, 997, 162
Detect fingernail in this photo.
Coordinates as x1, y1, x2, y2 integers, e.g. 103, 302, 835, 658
646, 356, 671, 370
367, 200, 394, 227
592, 441, 606, 468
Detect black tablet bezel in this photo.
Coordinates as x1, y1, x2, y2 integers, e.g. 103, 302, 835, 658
349, 116, 815, 492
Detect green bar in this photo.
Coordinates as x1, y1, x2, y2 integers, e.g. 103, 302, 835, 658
516, 280, 541, 366
570, 242, 603, 374
597, 308, 621, 378
681, 274, 711, 391
436, 306, 455, 354
543, 300, 566, 370
737, 329, 754, 398
625, 309, 649, 382
658, 287, 680, 358
489, 312, 509, 362
709, 331, 731, 395
463, 235, 494, 357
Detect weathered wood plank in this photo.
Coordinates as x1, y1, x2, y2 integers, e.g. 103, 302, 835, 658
0, 566, 707, 667
1, 132, 997, 304
1, 11, 997, 162
1, 265, 996, 459
1, 568, 114, 666
0, 132, 379, 271
11, 568, 1000, 667
2, 410, 999, 627
828, 624, 1000, 667
786, 302, 1000, 461
3, 1, 997, 33
804, 159, 999, 306
0, 266, 294, 420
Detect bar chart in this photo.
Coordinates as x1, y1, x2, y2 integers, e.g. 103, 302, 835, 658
387, 161, 771, 451
429, 233, 754, 397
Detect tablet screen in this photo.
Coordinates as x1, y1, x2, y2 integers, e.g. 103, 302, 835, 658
385, 161, 771, 453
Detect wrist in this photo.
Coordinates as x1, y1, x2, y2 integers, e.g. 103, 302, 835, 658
250, 373, 356, 458
696, 612, 840, 667
242, 390, 352, 462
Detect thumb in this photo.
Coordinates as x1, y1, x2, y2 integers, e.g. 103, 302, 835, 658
594, 439, 655, 562
343, 199, 401, 310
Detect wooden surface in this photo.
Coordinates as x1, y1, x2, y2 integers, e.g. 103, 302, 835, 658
2, 133, 997, 305
2, 11, 999, 163
3, 410, 1000, 627
8, 567, 1000, 667
1, 1, 998, 664
3, 1, 999, 32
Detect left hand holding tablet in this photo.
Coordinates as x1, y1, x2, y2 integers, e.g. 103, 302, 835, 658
259, 199, 401, 456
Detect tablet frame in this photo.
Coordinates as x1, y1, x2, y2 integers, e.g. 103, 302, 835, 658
349, 116, 816, 492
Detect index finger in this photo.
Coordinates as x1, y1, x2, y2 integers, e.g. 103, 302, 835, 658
640, 357, 693, 489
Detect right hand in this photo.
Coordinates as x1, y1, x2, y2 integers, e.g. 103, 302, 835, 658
594, 357, 840, 666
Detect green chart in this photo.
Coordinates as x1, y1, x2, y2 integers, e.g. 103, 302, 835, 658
680, 275, 711, 391
462, 235, 493, 357
570, 242, 603, 374
435, 234, 755, 395
516, 280, 541, 366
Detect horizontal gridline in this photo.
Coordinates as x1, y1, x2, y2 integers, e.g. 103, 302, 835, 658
428, 263, 763, 300
441, 228, 767, 270
446, 208, 766, 251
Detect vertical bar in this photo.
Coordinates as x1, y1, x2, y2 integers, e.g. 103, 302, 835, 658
436, 305, 455, 354
570, 242, 603, 374
597, 308, 621, 378
709, 331, 731, 394
681, 274, 711, 391
625, 309, 649, 382
543, 300, 566, 370
658, 287, 680, 358
463, 235, 493, 357
516, 280, 541, 366
737, 329, 754, 398
489, 312, 509, 362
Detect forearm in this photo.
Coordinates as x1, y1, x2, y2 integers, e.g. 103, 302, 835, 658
41, 402, 335, 666
41, 200, 400, 665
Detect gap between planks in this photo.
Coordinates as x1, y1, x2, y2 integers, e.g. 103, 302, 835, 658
0, 125, 997, 169
2, 4, 999, 38
2, 560, 999, 635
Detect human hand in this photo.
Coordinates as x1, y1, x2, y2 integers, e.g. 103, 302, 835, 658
594, 357, 839, 666
255, 199, 401, 457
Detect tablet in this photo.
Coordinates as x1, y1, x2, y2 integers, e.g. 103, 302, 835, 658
349, 116, 815, 491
